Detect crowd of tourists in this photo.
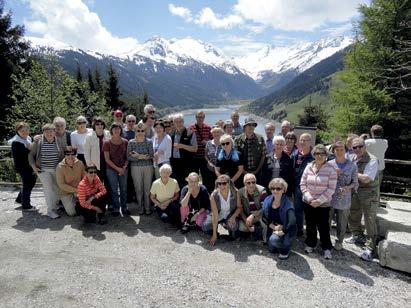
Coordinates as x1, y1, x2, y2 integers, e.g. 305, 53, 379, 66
8, 104, 389, 261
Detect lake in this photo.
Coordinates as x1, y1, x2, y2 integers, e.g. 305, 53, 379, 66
175, 105, 280, 136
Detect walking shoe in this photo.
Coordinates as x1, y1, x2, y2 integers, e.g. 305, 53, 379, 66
47, 210, 60, 219
180, 225, 189, 234
345, 235, 364, 245
324, 250, 332, 259
145, 209, 153, 215
112, 211, 120, 217
22, 205, 37, 212
360, 249, 374, 262
304, 246, 314, 253
137, 207, 145, 215
278, 253, 289, 260
334, 241, 343, 251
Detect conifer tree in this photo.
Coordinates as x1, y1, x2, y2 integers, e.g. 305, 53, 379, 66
105, 63, 121, 110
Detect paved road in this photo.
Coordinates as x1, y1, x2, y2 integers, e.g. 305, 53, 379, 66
0, 187, 410, 307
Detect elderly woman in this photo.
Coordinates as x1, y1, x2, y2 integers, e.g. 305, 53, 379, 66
104, 123, 129, 216
152, 120, 172, 178
180, 172, 210, 233
29, 124, 65, 219
56, 148, 85, 216
300, 144, 337, 259
284, 132, 299, 158
238, 173, 267, 236
9, 122, 37, 211
329, 141, 358, 250
262, 178, 296, 259
76, 165, 107, 224
70, 116, 92, 165
203, 175, 242, 246
264, 136, 293, 195
204, 127, 223, 192
150, 164, 181, 226
215, 134, 244, 188
128, 122, 154, 215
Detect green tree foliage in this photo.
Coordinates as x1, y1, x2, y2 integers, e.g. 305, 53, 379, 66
330, 0, 410, 158
0, 1, 29, 140
87, 68, 95, 92
94, 67, 102, 92
105, 63, 122, 110
298, 96, 328, 142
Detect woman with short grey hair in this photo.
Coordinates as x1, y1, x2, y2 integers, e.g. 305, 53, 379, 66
71, 115, 92, 165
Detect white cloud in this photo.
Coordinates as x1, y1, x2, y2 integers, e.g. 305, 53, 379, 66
234, 0, 363, 31
214, 35, 266, 57
321, 23, 354, 36
24, 0, 139, 55
194, 7, 243, 29
168, 4, 192, 21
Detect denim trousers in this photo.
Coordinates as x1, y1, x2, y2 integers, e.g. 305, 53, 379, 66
106, 167, 128, 211
268, 232, 296, 255
155, 200, 181, 227
294, 187, 305, 234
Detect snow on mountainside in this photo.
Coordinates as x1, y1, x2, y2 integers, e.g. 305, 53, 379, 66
234, 36, 353, 80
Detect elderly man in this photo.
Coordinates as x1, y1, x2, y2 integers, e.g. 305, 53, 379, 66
346, 137, 380, 262
235, 117, 266, 184
280, 120, 291, 138
265, 122, 276, 154
231, 111, 243, 136
143, 104, 156, 117
292, 133, 314, 236
365, 125, 388, 185
189, 111, 212, 188
122, 114, 136, 141
170, 113, 198, 189
238, 173, 268, 239
113, 109, 125, 128
53, 117, 72, 148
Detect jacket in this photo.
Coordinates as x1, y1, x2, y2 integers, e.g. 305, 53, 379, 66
239, 184, 266, 216
262, 194, 296, 239
171, 127, 195, 160
84, 129, 111, 170
28, 137, 64, 169
56, 158, 86, 196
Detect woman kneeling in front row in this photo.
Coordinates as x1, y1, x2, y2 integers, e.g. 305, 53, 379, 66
262, 178, 296, 259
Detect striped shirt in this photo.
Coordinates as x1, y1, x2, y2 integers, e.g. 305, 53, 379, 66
189, 123, 212, 158
300, 162, 337, 206
40, 139, 60, 170
77, 175, 107, 209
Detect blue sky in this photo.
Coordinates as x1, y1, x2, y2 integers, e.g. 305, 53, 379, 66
5, 0, 366, 56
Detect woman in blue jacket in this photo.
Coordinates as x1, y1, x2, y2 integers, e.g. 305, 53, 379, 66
262, 178, 297, 259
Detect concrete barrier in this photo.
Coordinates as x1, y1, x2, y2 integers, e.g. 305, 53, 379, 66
378, 232, 411, 273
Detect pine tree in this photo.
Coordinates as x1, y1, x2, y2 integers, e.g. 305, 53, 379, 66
94, 67, 102, 92
76, 62, 82, 83
105, 63, 121, 110
87, 68, 95, 92
0, 1, 30, 140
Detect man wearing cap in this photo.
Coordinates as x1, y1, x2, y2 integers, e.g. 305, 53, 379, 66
234, 117, 266, 184
346, 137, 380, 262
113, 110, 126, 129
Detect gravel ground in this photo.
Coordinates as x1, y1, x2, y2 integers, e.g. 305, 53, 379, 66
0, 187, 410, 308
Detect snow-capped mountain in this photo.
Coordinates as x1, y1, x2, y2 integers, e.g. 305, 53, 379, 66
234, 36, 353, 80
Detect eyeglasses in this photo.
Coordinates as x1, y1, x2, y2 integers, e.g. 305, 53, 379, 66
314, 152, 327, 156
87, 171, 97, 174
352, 145, 364, 150
221, 142, 230, 146
286, 137, 296, 140
77, 122, 86, 125
115, 115, 123, 118
148, 110, 155, 114
245, 181, 256, 185
136, 129, 145, 133
217, 181, 228, 186
127, 120, 136, 123
246, 123, 257, 128
64, 153, 76, 156
271, 187, 283, 192
95, 123, 104, 126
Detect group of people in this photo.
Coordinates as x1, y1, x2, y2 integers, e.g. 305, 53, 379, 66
8, 104, 388, 261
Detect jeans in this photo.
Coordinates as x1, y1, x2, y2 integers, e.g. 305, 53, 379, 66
130, 165, 153, 212
304, 205, 332, 250
106, 167, 128, 211
268, 232, 295, 255
294, 187, 305, 234
37, 169, 59, 213
17, 168, 37, 208
155, 200, 181, 226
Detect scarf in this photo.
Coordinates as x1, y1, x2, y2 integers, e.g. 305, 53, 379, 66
217, 148, 240, 162
8, 134, 32, 148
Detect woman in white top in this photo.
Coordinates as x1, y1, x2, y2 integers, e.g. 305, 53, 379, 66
71, 115, 92, 165
152, 120, 172, 178
202, 174, 242, 246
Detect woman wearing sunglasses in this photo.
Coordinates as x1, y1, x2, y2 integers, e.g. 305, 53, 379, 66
215, 134, 244, 188
70, 116, 92, 166
300, 144, 337, 259
262, 178, 296, 259
128, 122, 154, 215
203, 174, 242, 246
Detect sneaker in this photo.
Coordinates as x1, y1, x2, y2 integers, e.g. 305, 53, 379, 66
112, 211, 120, 217
279, 253, 289, 260
360, 249, 374, 262
334, 242, 343, 251
324, 249, 332, 259
22, 205, 37, 212
345, 235, 364, 245
304, 246, 314, 253
47, 210, 60, 219
122, 209, 131, 216
180, 225, 189, 234
145, 209, 153, 216
137, 208, 145, 215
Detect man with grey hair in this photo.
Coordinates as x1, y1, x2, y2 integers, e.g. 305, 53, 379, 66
53, 117, 71, 148
265, 122, 275, 154
231, 111, 243, 136
346, 137, 379, 262
122, 114, 136, 141
143, 104, 156, 117
280, 120, 291, 138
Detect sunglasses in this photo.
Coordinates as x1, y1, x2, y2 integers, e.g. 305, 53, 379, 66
286, 137, 296, 140
314, 152, 327, 156
115, 115, 123, 118
271, 187, 283, 192
217, 181, 228, 186
352, 145, 364, 150
127, 120, 136, 123
246, 124, 257, 127
245, 181, 256, 185
221, 142, 230, 146
77, 122, 86, 125
87, 170, 97, 174
64, 153, 76, 156
136, 129, 145, 133
147, 110, 155, 114
95, 123, 104, 126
